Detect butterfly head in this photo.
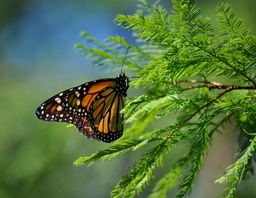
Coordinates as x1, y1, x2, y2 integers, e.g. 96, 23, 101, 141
116, 73, 129, 97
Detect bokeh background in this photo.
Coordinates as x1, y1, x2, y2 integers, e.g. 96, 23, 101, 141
1, 0, 255, 197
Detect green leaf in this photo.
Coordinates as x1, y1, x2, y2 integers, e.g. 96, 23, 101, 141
215, 135, 256, 197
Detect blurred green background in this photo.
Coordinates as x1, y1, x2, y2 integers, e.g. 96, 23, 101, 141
1, 0, 255, 197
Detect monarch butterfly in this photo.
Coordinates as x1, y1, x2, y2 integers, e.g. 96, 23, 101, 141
35, 74, 129, 142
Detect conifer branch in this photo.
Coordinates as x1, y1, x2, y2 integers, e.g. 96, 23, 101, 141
218, 58, 256, 86
178, 79, 256, 91
215, 135, 256, 197
164, 89, 231, 142
75, 0, 256, 197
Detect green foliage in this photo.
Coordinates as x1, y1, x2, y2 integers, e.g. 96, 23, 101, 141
75, 0, 256, 197
215, 135, 256, 198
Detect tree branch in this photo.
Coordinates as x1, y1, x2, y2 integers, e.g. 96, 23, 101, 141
164, 89, 232, 142
177, 79, 256, 91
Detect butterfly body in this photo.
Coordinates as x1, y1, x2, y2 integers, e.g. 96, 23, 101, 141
35, 74, 129, 142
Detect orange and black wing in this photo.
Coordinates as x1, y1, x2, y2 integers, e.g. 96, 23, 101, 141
35, 74, 129, 142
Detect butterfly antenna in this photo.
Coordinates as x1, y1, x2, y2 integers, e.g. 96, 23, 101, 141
121, 46, 130, 74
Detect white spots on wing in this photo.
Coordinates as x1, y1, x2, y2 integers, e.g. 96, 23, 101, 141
75, 91, 80, 98
55, 97, 61, 104
83, 84, 87, 91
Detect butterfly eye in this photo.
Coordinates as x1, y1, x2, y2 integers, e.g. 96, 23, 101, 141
35, 74, 129, 142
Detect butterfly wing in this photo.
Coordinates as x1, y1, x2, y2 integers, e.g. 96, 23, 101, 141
87, 82, 125, 142
35, 74, 129, 142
